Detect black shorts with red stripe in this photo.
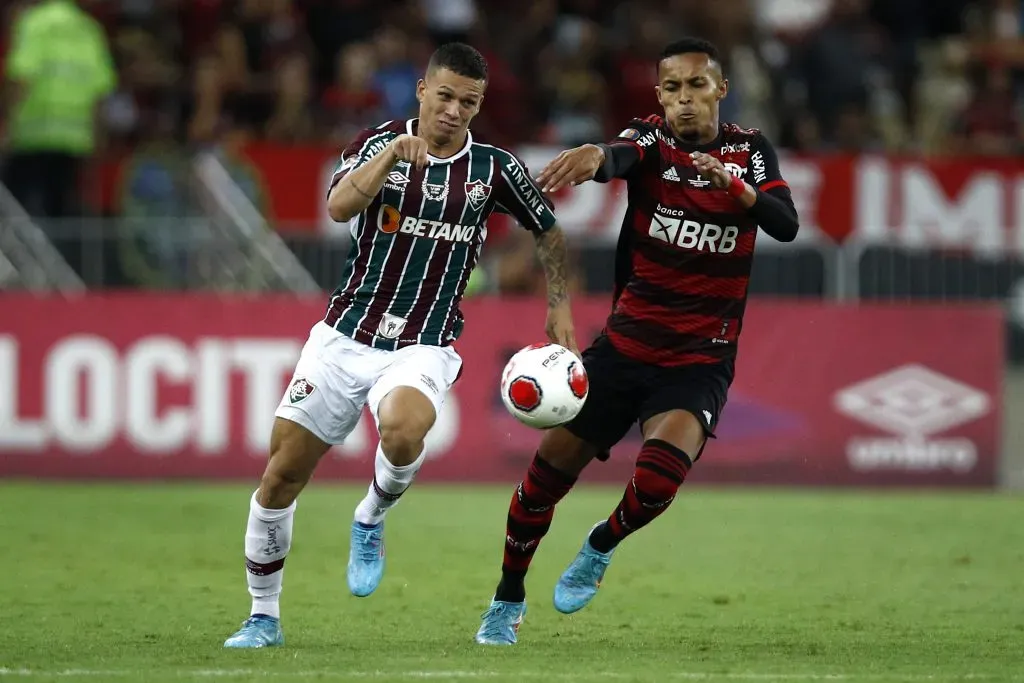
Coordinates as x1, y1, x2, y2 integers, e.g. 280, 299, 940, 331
564, 333, 733, 460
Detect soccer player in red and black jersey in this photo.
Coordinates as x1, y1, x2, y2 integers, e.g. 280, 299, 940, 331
475, 38, 799, 645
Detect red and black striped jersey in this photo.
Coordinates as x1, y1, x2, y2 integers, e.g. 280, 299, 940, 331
601, 115, 794, 367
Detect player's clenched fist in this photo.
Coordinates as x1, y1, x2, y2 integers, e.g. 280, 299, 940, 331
689, 151, 733, 189
537, 144, 606, 193
389, 134, 430, 170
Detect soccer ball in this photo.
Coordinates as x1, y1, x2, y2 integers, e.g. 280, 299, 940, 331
500, 343, 589, 429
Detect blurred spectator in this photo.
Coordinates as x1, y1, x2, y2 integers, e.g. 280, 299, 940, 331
2, 0, 116, 219
264, 50, 314, 142
117, 107, 193, 288
951, 63, 1024, 155
322, 41, 383, 144
419, 0, 478, 46
536, 17, 608, 146
5, 0, 1024, 216
371, 25, 419, 121
791, 0, 882, 150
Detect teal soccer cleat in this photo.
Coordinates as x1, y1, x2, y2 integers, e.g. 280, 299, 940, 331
223, 614, 284, 648
475, 599, 527, 645
347, 521, 385, 597
553, 523, 616, 614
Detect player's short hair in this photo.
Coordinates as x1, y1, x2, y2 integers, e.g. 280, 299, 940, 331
658, 38, 723, 75
427, 42, 489, 83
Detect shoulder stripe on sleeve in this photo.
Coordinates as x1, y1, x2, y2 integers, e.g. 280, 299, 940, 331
760, 180, 788, 192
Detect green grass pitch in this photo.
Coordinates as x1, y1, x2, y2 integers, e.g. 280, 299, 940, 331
1, 482, 1022, 683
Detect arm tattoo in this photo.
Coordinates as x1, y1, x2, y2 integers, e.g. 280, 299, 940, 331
534, 226, 570, 307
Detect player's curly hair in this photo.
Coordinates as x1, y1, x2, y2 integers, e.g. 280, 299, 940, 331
659, 37, 722, 73
427, 42, 489, 82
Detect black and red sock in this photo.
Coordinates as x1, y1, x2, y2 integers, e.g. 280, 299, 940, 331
495, 453, 576, 602
589, 439, 691, 553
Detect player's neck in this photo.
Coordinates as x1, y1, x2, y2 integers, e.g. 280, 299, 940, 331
671, 119, 721, 148
424, 133, 467, 159
414, 120, 468, 159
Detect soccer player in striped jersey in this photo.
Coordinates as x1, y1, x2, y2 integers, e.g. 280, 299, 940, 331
224, 42, 577, 649
476, 37, 800, 645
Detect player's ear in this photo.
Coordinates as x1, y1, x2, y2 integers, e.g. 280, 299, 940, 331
416, 78, 426, 103
717, 78, 729, 101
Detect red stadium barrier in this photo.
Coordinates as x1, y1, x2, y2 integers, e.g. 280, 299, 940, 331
0, 294, 1004, 487
97, 147, 1024, 251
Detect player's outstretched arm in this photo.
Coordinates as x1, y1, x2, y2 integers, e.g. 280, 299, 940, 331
327, 134, 429, 222
536, 143, 642, 193
533, 225, 578, 355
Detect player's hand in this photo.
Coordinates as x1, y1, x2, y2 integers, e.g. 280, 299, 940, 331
545, 301, 579, 356
690, 151, 733, 190
389, 134, 429, 171
537, 144, 605, 193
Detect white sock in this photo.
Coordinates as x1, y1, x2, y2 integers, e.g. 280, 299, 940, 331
244, 490, 295, 620
353, 444, 426, 526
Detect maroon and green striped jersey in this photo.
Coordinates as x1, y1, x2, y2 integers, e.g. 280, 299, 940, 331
324, 119, 556, 350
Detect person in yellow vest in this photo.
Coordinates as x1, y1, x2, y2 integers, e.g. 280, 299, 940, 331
2, 0, 115, 219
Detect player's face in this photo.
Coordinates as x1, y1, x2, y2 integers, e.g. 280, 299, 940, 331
656, 53, 728, 142
416, 67, 485, 148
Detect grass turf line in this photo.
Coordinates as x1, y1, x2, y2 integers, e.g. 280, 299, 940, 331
1, 483, 1022, 683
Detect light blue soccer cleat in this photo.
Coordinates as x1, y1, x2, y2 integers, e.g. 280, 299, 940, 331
475, 599, 527, 645
553, 523, 616, 614
223, 614, 284, 648
347, 521, 385, 597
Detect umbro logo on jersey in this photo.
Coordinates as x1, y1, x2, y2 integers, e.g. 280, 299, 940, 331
662, 167, 681, 182
385, 168, 410, 191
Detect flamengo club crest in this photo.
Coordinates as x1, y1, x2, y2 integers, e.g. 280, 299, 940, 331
464, 179, 492, 210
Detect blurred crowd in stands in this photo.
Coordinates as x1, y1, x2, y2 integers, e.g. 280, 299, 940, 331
3, 0, 1023, 158
1, 0, 1023, 293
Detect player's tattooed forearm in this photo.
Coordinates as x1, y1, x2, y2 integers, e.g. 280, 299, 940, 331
535, 226, 570, 307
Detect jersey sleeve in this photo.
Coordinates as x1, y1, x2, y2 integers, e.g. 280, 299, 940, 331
599, 118, 662, 180
748, 134, 789, 193
327, 127, 387, 194
493, 152, 557, 234
745, 133, 799, 242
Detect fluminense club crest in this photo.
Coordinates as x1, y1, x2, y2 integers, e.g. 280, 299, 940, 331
464, 179, 492, 210
288, 377, 316, 403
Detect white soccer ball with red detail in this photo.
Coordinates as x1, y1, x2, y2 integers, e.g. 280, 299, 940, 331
500, 343, 589, 429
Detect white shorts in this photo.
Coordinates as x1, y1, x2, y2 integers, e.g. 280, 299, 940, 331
275, 322, 463, 445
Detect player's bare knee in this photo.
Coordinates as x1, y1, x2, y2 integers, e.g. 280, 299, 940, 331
258, 467, 306, 508
377, 423, 427, 466
538, 427, 597, 477
377, 387, 436, 466
643, 410, 706, 457
258, 418, 329, 508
